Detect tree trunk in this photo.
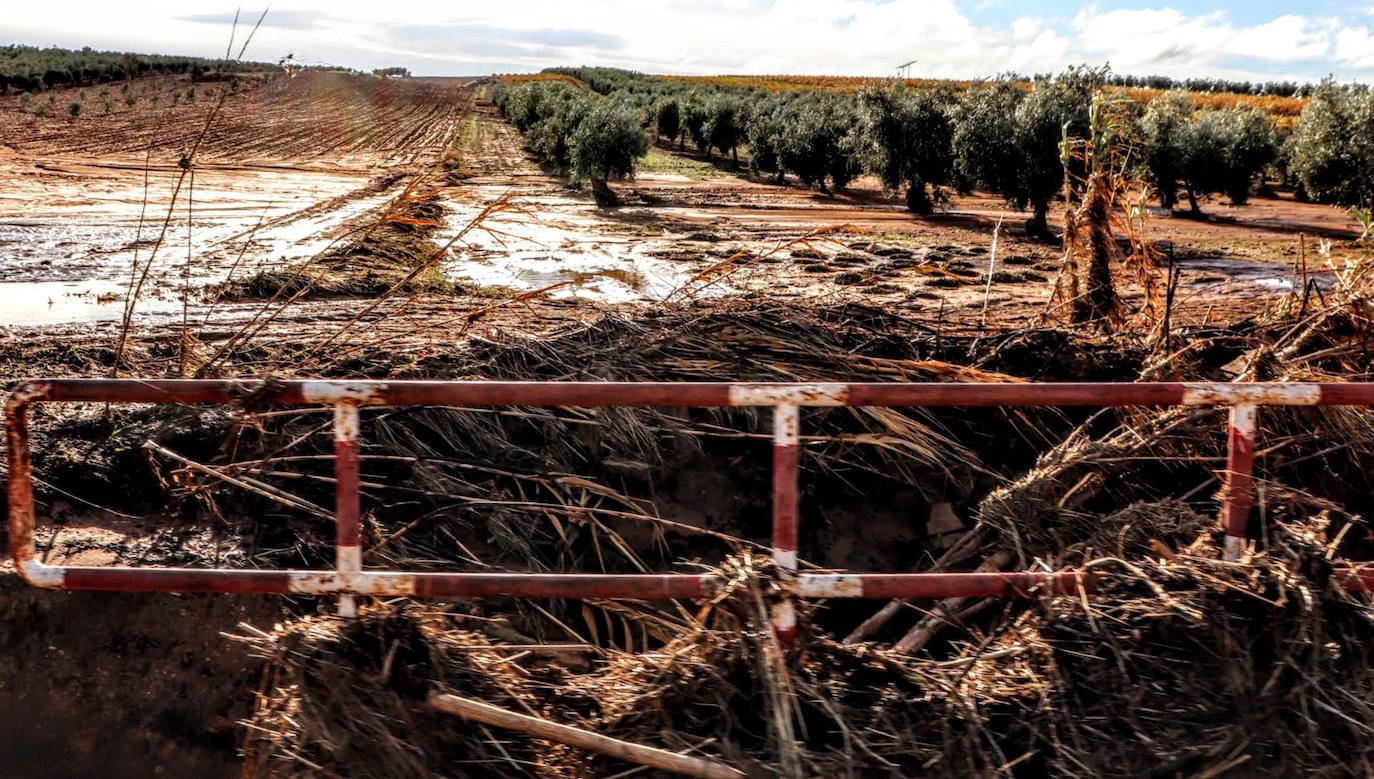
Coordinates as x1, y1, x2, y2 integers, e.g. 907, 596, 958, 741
1027, 200, 1050, 237
905, 179, 932, 215
1185, 184, 1201, 215
678, 134, 684, 152
1159, 182, 1177, 210
731, 146, 738, 165
590, 178, 619, 207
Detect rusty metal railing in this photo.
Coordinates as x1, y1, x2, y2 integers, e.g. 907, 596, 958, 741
8, 378, 1374, 648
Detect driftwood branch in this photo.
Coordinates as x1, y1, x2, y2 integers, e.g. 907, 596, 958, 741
895, 551, 1012, 654
427, 692, 745, 779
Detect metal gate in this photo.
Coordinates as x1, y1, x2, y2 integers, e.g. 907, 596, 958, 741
8, 378, 1374, 647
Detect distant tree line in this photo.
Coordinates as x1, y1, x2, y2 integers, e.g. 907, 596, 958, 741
0, 44, 273, 94
1103, 73, 1313, 98
502, 67, 1374, 224
372, 67, 412, 78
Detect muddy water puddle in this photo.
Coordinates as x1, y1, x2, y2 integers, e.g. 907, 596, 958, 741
438, 197, 724, 302
1179, 256, 1336, 294
0, 175, 398, 325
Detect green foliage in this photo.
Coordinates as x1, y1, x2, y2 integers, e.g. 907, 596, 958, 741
953, 82, 1026, 205
745, 100, 788, 177
372, 67, 411, 77
952, 69, 1102, 231
0, 43, 271, 93
1139, 91, 1194, 208
495, 82, 648, 190
1017, 68, 1103, 224
703, 97, 745, 160
1188, 108, 1275, 204
853, 87, 955, 213
777, 95, 860, 192
571, 100, 649, 183
66, 100, 81, 118
1290, 83, 1374, 207
682, 98, 709, 152
654, 98, 680, 141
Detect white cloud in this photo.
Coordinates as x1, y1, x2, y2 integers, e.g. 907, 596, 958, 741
0, 0, 1372, 82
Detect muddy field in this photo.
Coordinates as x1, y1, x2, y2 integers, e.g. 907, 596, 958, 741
4, 70, 1374, 777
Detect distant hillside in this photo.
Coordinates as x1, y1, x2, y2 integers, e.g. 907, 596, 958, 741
0, 43, 275, 93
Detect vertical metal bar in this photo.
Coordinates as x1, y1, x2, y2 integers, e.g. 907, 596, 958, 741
771, 404, 800, 648
5, 385, 41, 582
334, 402, 362, 617
1220, 403, 1257, 562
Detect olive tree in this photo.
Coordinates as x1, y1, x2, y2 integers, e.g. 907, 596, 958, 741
952, 81, 1023, 205
1139, 91, 1194, 209
852, 87, 954, 214
681, 97, 709, 152
1174, 108, 1277, 212
654, 98, 680, 143
1012, 69, 1100, 234
777, 95, 860, 193
953, 69, 1099, 235
1290, 83, 1374, 208
745, 98, 788, 181
571, 101, 649, 206
703, 97, 745, 162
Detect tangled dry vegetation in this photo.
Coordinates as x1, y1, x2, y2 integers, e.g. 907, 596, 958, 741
13, 82, 1374, 774
21, 227, 1374, 774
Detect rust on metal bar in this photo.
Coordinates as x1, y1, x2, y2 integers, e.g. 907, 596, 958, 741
1182, 382, 1321, 406
1337, 567, 1374, 592
798, 571, 1095, 599
729, 383, 848, 406
31, 567, 712, 599
334, 402, 362, 617
10, 378, 1374, 618
22, 378, 1374, 409
5, 381, 47, 588
1220, 403, 1258, 562
771, 404, 801, 648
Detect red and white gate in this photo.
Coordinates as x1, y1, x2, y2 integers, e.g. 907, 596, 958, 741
8, 378, 1374, 647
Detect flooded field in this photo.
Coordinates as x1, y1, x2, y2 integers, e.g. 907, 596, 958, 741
6, 64, 1374, 779
1, 70, 1359, 338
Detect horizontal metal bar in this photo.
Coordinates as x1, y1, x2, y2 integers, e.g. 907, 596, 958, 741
16, 379, 1374, 409
25, 563, 1374, 599
797, 571, 1096, 598
21, 562, 712, 599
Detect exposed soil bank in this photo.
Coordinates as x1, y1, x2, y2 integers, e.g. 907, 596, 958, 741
0, 575, 281, 778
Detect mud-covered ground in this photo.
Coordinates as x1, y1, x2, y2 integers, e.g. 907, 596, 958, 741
1, 70, 1370, 777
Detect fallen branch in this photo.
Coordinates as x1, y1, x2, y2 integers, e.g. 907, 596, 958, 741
426, 692, 745, 779
895, 551, 1011, 654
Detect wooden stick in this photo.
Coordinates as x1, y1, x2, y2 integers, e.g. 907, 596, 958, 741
843, 528, 984, 644
427, 692, 745, 779
143, 440, 333, 520
894, 551, 1011, 654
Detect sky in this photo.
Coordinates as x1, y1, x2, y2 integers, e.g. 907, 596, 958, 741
3, 0, 1374, 83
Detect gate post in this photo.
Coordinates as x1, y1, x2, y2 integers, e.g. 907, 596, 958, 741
334, 402, 362, 617
772, 404, 800, 648
1220, 403, 1257, 562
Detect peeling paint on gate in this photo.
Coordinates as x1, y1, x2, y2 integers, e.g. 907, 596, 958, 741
10, 378, 1374, 652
